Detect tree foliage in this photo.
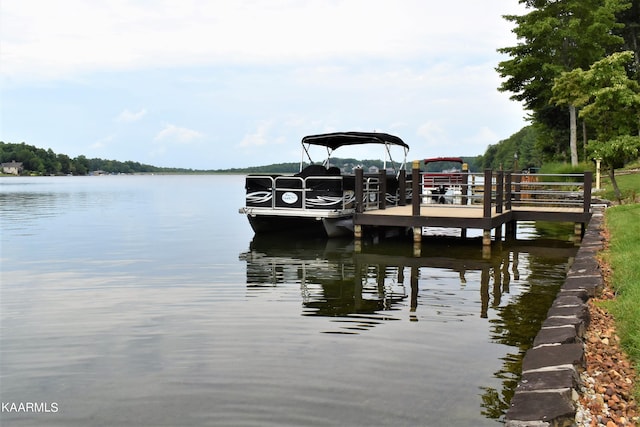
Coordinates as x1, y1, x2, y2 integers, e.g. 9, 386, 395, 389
497, 0, 630, 164
615, 0, 640, 72
482, 126, 541, 171
553, 51, 640, 201
0, 142, 196, 175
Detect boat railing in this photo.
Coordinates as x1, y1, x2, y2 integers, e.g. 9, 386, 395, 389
353, 168, 408, 213
246, 168, 410, 213
245, 174, 353, 211
421, 172, 469, 205
421, 173, 465, 188
361, 176, 381, 211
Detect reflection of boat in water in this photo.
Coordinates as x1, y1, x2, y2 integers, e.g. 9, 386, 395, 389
239, 131, 410, 237
239, 235, 408, 322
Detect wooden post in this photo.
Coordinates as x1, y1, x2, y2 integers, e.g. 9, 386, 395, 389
355, 167, 364, 213
514, 172, 522, 203
480, 267, 490, 316
410, 266, 419, 321
574, 222, 583, 239
378, 170, 387, 210
483, 169, 492, 219
483, 230, 491, 247
505, 172, 512, 211
398, 169, 406, 206
412, 226, 422, 257
462, 163, 469, 206
583, 171, 592, 213
413, 226, 422, 244
353, 224, 362, 252
506, 221, 517, 240
496, 170, 504, 214
412, 161, 421, 217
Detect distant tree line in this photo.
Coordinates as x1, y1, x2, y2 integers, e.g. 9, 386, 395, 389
216, 156, 483, 174
0, 142, 199, 175
1, 141, 485, 176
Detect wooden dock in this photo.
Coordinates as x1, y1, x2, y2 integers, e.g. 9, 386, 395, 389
352, 165, 593, 249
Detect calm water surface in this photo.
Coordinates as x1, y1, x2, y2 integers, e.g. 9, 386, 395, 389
0, 175, 578, 426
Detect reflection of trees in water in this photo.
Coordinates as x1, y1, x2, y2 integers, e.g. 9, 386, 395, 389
480, 255, 569, 420
240, 234, 577, 420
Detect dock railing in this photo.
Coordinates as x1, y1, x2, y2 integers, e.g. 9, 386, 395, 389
355, 168, 593, 218
353, 166, 593, 248
510, 172, 592, 211
403, 167, 593, 218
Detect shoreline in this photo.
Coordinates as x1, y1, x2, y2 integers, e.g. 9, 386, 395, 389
505, 206, 638, 426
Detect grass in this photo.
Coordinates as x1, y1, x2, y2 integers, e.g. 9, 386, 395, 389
602, 202, 640, 400
595, 161, 640, 204
597, 172, 640, 203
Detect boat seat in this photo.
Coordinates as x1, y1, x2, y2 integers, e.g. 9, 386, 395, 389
295, 164, 328, 178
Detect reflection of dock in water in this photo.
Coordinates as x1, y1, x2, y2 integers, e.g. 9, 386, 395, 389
239, 234, 578, 331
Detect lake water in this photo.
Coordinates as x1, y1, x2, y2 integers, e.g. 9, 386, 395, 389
0, 175, 578, 426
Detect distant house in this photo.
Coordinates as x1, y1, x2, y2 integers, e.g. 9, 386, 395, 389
1, 161, 24, 175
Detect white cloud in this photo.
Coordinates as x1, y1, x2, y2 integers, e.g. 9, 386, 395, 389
90, 135, 113, 151
417, 121, 448, 147
116, 108, 147, 123
239, 121, 274, 148
0, 0, 529, 169
154, 124, 203, 144
466, 127, 499, 146
1, 0, 526, 83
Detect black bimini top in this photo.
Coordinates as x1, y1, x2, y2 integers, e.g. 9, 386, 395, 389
301, 131, 409, 151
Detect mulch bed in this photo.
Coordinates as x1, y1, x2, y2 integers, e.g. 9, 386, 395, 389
578, 238, 639, 426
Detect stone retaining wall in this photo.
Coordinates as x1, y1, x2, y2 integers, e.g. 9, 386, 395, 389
505, 207, 606, 427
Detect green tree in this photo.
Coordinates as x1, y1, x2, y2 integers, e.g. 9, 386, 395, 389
554, 51, 640, 201
497, 0, 629, 166
616, 0, 640, 73
482, 126, 541, 171
73, 155, 89, 175
57, 154, 72, 175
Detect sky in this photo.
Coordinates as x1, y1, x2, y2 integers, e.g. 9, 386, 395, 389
0, 0, 528, 170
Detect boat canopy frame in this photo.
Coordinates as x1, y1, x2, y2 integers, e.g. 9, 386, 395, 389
299, 131, 410, 177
